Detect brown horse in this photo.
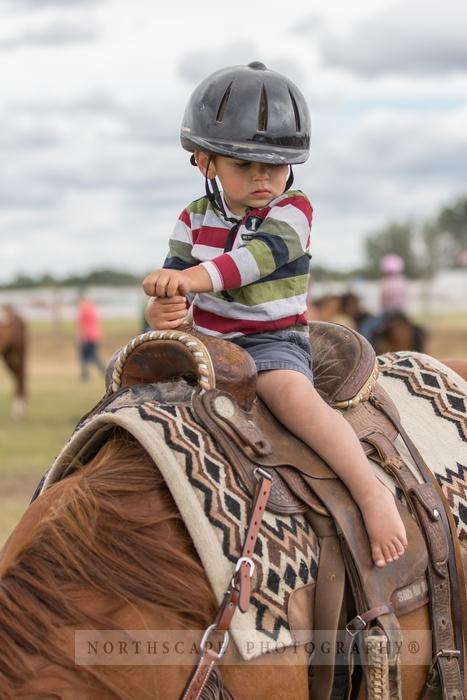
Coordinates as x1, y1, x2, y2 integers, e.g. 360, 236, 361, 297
442, 359, 467, 383
0, 428, 311, 700
0, 328, 465, 699
0, 304, 27, 419
0, 413, 463, 698
310, 292, 426, 355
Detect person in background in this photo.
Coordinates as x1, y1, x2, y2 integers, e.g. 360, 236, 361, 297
380, 253, 408, 313
76, 290, 105, 381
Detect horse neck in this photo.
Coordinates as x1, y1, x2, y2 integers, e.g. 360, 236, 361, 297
0, 432, 217, 697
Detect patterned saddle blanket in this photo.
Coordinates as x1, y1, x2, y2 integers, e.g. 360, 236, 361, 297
40, 350, 467, 661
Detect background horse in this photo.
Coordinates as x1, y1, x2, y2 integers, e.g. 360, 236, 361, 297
1, 348, 466, 699
310, 292, 426, 354
0, 305, 27, 419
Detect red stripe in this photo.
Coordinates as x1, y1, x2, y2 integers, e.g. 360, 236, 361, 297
192, 225, 230, 248
274, 195, 313, 226
193, 308, 308, 335
179, 209, 191, 227
248, 205, 271, 218
211, 254, 242, 289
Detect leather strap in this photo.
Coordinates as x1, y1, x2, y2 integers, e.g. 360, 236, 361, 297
338, 531, 402, 700
306, 510, 346, 700
367, 434, 463, 700
181, 647, 220, 700
369, 388, 466, 700
181, 473, 272, 700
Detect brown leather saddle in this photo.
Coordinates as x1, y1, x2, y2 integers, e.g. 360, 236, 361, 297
107, 322, 466, 700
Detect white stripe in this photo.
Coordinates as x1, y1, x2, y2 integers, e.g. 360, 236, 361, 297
171, 219, 193, 244
200, 261, 223, 292
194, 292, 307, 321
191, 325, 234, 338
190, 209, 229, 231
192, 243, 225, 261
232, 247, 261, 286
201, 247, 260, 287
268, 203, 310, 248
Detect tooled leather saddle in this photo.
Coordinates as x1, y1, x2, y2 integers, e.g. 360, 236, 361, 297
106, 322, 466, 700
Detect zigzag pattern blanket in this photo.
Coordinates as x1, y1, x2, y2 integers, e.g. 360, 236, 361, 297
43, 351, 467, 660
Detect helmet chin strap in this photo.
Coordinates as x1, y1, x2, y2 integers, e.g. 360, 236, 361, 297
202, 156, 294, 223
204, 156, 239, 224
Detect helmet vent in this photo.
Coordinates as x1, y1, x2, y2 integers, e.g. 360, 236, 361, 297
215, 82, 233, 122
288, 88, 301, 132
257, 84, 268, 132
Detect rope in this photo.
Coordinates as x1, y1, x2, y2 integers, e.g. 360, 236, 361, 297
366, 632, 390, 700
110, 330, 216, 393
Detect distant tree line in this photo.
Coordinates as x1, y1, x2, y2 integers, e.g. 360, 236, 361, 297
0, 268, 142, 290
362, 195, 467, 279
2, 195, 467, 288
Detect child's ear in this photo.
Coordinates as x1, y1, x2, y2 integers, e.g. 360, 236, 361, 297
194, 151, 216, 179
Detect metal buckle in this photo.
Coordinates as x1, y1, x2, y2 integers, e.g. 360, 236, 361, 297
253, 467, 272, 482
231, 556, 255, 588
199, 624, 230, 658
234, 556, 255, 577
345, 615, 367, 637
429, 648, 461, 675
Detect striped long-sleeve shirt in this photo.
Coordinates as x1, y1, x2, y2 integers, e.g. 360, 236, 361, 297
163, 189, 313, 338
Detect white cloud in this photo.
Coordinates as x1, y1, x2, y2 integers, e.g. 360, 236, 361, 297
5, 0, 106, 10
0, 21, 98, 50
319, 0, 467, 76
0, 0, 466, 280
177, 42, 304, 86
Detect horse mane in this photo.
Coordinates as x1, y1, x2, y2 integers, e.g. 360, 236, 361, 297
0, 427, 216, 698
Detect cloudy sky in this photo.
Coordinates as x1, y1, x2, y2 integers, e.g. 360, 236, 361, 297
1, 0, 466, 282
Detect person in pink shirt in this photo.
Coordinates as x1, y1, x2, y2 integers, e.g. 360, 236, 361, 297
76, 291, 105, 381
380, 253, 408, 313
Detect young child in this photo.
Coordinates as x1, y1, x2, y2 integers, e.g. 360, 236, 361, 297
143, 62, 407, 567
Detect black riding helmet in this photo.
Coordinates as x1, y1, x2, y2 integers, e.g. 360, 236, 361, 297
180, 61, 311, 165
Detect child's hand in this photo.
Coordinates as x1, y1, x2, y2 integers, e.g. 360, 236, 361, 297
145, 296, 188, 330
143, 269, 192, 297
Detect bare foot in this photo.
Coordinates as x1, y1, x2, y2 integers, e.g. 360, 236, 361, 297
357, 481, 408, 567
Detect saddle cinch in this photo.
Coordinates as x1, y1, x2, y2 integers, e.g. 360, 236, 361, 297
107, 322, 467, 700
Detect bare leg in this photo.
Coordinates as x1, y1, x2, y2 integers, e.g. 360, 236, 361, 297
256, 369, 407, 567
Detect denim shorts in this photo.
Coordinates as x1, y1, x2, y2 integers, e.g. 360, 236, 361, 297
230, 329, 313, 383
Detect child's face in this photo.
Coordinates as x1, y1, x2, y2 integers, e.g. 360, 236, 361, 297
198, 152, 289, 215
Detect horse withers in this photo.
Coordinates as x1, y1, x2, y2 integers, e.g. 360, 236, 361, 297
0, 305, 27, 419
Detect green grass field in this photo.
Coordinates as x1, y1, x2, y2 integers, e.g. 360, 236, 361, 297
0, 314, 466, 546
0, 318, 140, 544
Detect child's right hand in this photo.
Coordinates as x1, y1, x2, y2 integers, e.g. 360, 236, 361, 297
145, 296, 188, 330
143, 268, 192, 297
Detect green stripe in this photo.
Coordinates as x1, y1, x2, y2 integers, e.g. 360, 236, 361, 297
259, 217, 305, 261
169, 239, 198, 264
283, 189, 303, 198
210, 274, 309, 306
244, 239, 277, 277
186, 196, 211, 215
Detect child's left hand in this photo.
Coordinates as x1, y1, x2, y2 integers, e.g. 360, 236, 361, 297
143, 269, 192, 297
145, 296, 188, 330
